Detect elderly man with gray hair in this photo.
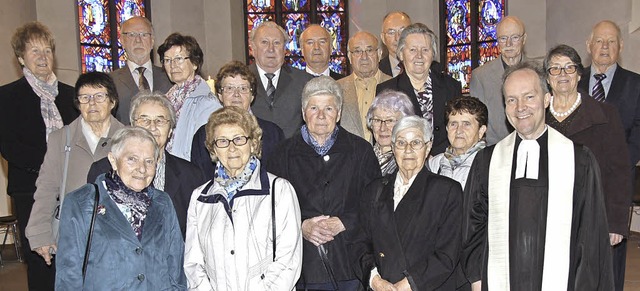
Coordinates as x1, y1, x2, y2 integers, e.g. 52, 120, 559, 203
249, 21, 314, 138
377, 22, 461, 156
87, 92, 206, 238
268, 76, 380, 290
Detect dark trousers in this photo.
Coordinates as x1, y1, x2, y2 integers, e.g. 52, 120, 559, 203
12, 192, 56, 291
612, 239, 627, 291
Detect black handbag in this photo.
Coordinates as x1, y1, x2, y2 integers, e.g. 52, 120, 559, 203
82, 183, 100, 283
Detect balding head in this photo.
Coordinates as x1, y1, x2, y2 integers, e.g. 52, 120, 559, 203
587, 20, 623, 73
496, 16, 526, 66
348, 31, 382, 78
121, 16, 154, 65
381, 11, 412, 59
300, 24, 332, 74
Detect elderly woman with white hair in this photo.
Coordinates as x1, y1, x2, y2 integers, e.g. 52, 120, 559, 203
268, 76, 380, 290
351, 116, 463, 291
366, 89, 415, 175
56, 127, 186, 290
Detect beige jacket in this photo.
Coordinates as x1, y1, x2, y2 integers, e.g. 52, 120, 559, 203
338, 71, 392, 140
26, 116, 125, 249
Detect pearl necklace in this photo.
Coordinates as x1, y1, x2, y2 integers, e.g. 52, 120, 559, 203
550, 93, 581, 117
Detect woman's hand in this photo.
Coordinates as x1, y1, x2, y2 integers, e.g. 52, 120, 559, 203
34, 244, 57, 265
393, 277, 411, 291
317, 216, 345, 236
609, 233, 623, 246
371, 275, 397, 291
471, 280, 482, 291
301, 215, 334, 246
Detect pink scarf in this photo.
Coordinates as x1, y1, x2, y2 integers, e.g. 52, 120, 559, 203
23, 67, 63, 141
165, 75, 203, 121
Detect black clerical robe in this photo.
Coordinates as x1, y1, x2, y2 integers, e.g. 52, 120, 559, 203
462, 132, 613, 290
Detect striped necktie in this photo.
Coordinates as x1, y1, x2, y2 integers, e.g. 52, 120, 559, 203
592, 73, 606, 102
265, 73, 276, 106
136, 67, 150, 91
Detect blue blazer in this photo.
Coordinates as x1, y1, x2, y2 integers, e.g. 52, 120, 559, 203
55, 174, 186, 290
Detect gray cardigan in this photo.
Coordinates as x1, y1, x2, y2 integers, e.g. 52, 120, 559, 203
26, 116, 125, 249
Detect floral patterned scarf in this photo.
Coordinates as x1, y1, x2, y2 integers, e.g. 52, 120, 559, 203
23, 67, 63, 141
214, 156, 258, 200
165, 75, 203, 121
105, 170, 152, 241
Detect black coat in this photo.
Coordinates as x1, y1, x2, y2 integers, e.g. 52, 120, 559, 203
266, 126, 381, 284
0, 77, 78, 194
87, 151, 206, 238
579, 65, 640, 165
190, 116, 285, 178
376, 62, 462, 155
351, 168, 463, 290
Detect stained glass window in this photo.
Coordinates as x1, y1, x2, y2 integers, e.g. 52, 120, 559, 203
442, 0, 505, 93
244, 0, 348, 75
77, 0, 149, 73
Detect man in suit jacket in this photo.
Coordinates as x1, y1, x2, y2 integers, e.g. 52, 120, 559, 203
300, 24, 344, 80
249, 21, 314, 138
338, 31, 392, 141
578, 20, 640, 291
109, 16, 172, 125
87, 93, 206, 237
379, 11, 411, 77
470, 16, 527, 145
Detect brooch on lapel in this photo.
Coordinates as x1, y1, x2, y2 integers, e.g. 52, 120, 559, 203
97, 205, 106, 215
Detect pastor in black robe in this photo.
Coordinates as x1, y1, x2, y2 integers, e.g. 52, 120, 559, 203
462, 131, 614, 290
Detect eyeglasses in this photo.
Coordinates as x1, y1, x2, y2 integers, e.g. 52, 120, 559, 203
547, 64, 578, 76
122, 32, 152, 39
134, 117, 171, 127
393, 139, 428, 150
221, 85, 252, 94
497, 34, 524, 44
213, 136, 251, 148
370, 118, 397, 128
161, 56, 190, 66
350, 48, 378, 57
446, 121, 474, 130
384, 28, 405, 37
77, 92, 109, 104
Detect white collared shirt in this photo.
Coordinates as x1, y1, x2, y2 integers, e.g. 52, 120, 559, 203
80, 118, 110, 154
389, 56, 401, 77
305, 66, 331, 77
127, 60, 154, 90
256, 65, 282, 91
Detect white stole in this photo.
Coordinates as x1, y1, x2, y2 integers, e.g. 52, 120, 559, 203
487, 127, 574, 290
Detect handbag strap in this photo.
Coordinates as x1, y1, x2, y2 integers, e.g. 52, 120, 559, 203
59, 125, 71, 201
82, 183, 100, 283
271, 177, 278, 262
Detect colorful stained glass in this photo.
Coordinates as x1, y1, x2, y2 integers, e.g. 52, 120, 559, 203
319, 13, 346, 55
283, 13, 309, 56
81, 45, 114, 73
78, 0, 111, 45
445, 0, 471, 45
478, 41, 500, 66
283, 0, 309, 12
317, 0, 344, 12
329, 56, 346, 75
287, 57, 306, 70
247, 0, 275, 13
478, 0, 504, 41
447, 45, 472, 93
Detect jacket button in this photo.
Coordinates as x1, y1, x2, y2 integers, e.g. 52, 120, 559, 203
137, 274, 145, 281
135, 247, 142, 254
434, 126, 440, 131
230, 250, 235, 255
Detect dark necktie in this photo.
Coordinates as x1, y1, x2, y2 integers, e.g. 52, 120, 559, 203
136, 67, 150, 91
265, 73, 276, 106
592, 73, 606, 102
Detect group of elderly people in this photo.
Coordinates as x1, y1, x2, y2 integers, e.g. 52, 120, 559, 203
0, 12, 631, 291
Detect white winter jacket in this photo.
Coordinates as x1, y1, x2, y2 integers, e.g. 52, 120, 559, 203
184, 164, 302, 291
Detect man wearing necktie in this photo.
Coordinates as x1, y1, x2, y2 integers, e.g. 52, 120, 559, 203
578, 20, 640, 291
248, 21, 314, 138
109, 16, 173, 125
463, 62, 613, 291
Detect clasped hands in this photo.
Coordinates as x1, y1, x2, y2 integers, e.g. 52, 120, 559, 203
372, 276, 411, 291
301, 215, 345, 246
